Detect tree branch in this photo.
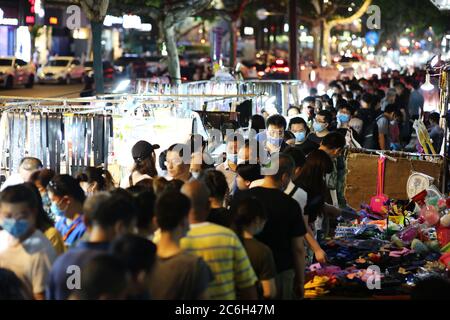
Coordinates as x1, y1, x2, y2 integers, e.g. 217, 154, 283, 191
328, 0, 372, 28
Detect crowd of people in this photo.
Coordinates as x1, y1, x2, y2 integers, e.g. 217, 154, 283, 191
0, 70, 448, 300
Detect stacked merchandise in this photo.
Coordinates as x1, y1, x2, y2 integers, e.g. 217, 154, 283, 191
306, 188, 450, 299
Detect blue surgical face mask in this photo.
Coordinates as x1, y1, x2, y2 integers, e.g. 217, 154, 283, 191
41, 193, 51, 208
293, 131, 306, 142
50, 202, 65, 217
267, 136, 283, 146
338, 113, 350, 123
313, 122, 326, 133
226, 153, 238, 164
1, 218, 30, 239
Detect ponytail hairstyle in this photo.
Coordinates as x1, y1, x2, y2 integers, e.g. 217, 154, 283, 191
133, 153, 158, 178
76, 167, 115, 192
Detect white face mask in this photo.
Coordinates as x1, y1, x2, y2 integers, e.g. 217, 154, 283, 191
191, 171, 200, 179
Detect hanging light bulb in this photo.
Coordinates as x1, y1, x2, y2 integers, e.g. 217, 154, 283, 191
421, 72, 434, 91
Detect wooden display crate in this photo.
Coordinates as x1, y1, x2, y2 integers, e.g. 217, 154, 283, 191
345, 150, 444, 209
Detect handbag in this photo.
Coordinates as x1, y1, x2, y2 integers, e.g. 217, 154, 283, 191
370, 156, 389, 214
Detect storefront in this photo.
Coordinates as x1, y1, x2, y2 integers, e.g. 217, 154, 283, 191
0, 5, 19, 57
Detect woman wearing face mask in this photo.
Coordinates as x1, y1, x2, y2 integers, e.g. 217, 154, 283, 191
29, 169, 55, 220
22, 183, 66, 256
232, 197, 277, 300
47, 175, 87, 248
76, 167, 115, 196
0, 184, 57, 300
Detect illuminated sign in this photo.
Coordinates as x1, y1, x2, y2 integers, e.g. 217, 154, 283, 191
104, 15, 151, 31
26, 16, 35, 24
49, 17, 58, 25
0, 8, 19, 26
122, 15, 141, 29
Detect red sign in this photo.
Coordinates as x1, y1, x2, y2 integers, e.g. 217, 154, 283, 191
26, 16, 35, 24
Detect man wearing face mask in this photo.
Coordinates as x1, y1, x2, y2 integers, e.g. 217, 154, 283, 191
307, 110, 332, 146
47, 175, 87, 248
256, 115, 287, 155
288, 117, 318, 156
216, 134, 244, 191
47, 191, 138, 300
0, 184, 57, 300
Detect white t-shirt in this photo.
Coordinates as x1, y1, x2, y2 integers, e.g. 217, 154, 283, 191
0, 230, 57, 294
284, 181, 308, 213
0, 173, 24, 191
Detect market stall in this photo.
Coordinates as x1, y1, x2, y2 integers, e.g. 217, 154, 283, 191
306, 150, 450, 299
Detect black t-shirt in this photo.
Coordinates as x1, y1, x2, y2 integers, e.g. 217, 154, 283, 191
296, 138, 319, 156
243, 238, 276, 281
207, 208, 232, 228
243, 238, 276, 300
231, 187, 307, 273
306, 133, 324, 146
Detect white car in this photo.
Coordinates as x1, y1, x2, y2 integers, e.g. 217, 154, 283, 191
0, 57, 36, 89
38, 56, 85, 84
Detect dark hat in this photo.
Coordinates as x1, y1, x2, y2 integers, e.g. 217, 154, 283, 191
132, 140, 160, 161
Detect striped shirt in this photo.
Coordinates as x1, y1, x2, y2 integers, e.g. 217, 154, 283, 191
181, 222, 257, 300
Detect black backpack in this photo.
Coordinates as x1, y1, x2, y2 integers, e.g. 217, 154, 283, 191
361, 115, 380, 150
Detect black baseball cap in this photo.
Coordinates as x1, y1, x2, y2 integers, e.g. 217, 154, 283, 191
132, 140, 160, 161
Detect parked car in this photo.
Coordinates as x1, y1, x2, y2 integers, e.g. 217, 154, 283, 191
263, 58, 290, 80
144, 56, 167, 76
0, 57, 36, 89
83, 60, 116, 82
38, 56, 85, 84
114, 55, 147, 78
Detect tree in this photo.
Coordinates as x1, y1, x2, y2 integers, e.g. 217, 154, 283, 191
373, 0, 448, 51
298, 0, 372, 65
322, 0, 372, 65
111, 0, 212, 84
80, 0, 109, 94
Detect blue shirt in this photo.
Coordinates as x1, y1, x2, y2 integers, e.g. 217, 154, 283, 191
408, 89, 424, 117
46, 241, 110, 300
55, 216, 87, 247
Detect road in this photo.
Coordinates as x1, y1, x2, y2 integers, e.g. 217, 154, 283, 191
0, 83, 85, 99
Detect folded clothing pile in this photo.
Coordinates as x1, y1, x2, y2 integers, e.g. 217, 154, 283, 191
304, 276, 332, 298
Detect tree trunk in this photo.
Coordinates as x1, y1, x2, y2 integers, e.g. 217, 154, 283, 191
323, 22, 332, 66
228, 19, 237, 70
91, 21, 104, 94
288, 0, 298, 80
164, 24, 181, 85
311, 23, 321, 64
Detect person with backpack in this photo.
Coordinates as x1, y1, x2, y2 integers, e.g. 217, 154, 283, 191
357, 93, 379, 150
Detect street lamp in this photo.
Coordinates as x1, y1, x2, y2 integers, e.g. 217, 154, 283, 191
430, 0, 450, 10
421, 72, 435, 91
